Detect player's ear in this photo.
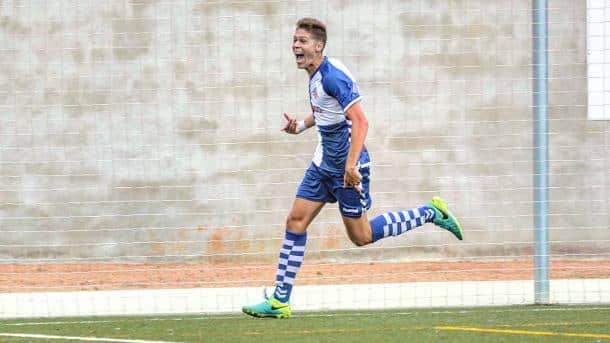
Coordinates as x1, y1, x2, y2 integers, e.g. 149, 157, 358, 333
315, 40, 324, 53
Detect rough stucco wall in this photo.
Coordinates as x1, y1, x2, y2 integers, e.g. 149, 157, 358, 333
547, 2, 609, 256
0, 1, 607, 263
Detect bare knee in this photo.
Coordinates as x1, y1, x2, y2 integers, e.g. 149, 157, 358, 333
286, 213, 308, 233
347, 232, 372, 247
343, 216, 373, 247
350, 238, 369, 247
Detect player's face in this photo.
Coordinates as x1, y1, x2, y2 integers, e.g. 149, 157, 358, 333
292, 28, 323, 71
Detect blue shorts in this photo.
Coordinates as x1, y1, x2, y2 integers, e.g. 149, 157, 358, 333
296, 159, 372, 218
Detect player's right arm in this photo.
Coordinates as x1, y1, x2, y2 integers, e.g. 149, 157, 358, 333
281, 112, 315, 134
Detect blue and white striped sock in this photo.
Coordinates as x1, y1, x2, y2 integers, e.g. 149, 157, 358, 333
370, 206, 436, 242
273, 230, 307, 303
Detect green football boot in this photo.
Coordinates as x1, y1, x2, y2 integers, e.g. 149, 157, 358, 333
242, 292, 291, 319
428, 196, 464, 240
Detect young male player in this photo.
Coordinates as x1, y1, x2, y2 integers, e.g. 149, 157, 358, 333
242, 18, 463, 318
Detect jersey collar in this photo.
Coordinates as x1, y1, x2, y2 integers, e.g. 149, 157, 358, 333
309, 56, 327, 80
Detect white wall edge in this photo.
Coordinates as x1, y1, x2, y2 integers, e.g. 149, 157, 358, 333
1, 279, 608, 319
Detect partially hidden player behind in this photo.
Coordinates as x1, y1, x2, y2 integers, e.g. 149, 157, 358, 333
242, 18, 463, 319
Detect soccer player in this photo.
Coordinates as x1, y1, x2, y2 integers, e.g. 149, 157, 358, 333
242, 18, 463, 319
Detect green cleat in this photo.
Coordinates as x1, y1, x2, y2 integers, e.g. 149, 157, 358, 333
428, 196, 464, 240
242, 293, 291, 319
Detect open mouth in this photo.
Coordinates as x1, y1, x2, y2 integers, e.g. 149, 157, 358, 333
295, 53, 305, 64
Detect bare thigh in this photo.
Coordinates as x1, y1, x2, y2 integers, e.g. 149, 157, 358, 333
285, 198, 326, 233
342, 212, 373, 246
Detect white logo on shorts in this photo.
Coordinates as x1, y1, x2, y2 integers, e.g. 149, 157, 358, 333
342, 208, 359, 214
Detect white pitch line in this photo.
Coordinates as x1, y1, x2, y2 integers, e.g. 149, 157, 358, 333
0, 333, 182, 343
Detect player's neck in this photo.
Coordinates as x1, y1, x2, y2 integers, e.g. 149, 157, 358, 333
306, 55, 324, 75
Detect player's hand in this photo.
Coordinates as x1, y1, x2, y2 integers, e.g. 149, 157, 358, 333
281, 112, 298, 134
344, 165, 363, 195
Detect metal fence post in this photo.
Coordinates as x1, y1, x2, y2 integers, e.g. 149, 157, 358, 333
533, 0, 550, 304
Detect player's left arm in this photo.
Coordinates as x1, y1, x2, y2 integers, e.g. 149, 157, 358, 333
344, 102, 368, 188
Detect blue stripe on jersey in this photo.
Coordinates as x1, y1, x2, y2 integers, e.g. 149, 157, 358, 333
321, 59, 361, 110
317, 121, 351, 174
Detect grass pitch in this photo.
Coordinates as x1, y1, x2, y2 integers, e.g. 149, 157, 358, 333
0, 305, 608, 342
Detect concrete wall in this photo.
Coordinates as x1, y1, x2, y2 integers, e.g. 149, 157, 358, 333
0, 1, 607, 263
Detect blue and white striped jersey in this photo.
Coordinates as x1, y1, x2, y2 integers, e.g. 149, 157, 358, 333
309, 56, 366, 174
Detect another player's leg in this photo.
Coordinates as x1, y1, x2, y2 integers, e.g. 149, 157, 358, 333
242, 197, 325, 319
